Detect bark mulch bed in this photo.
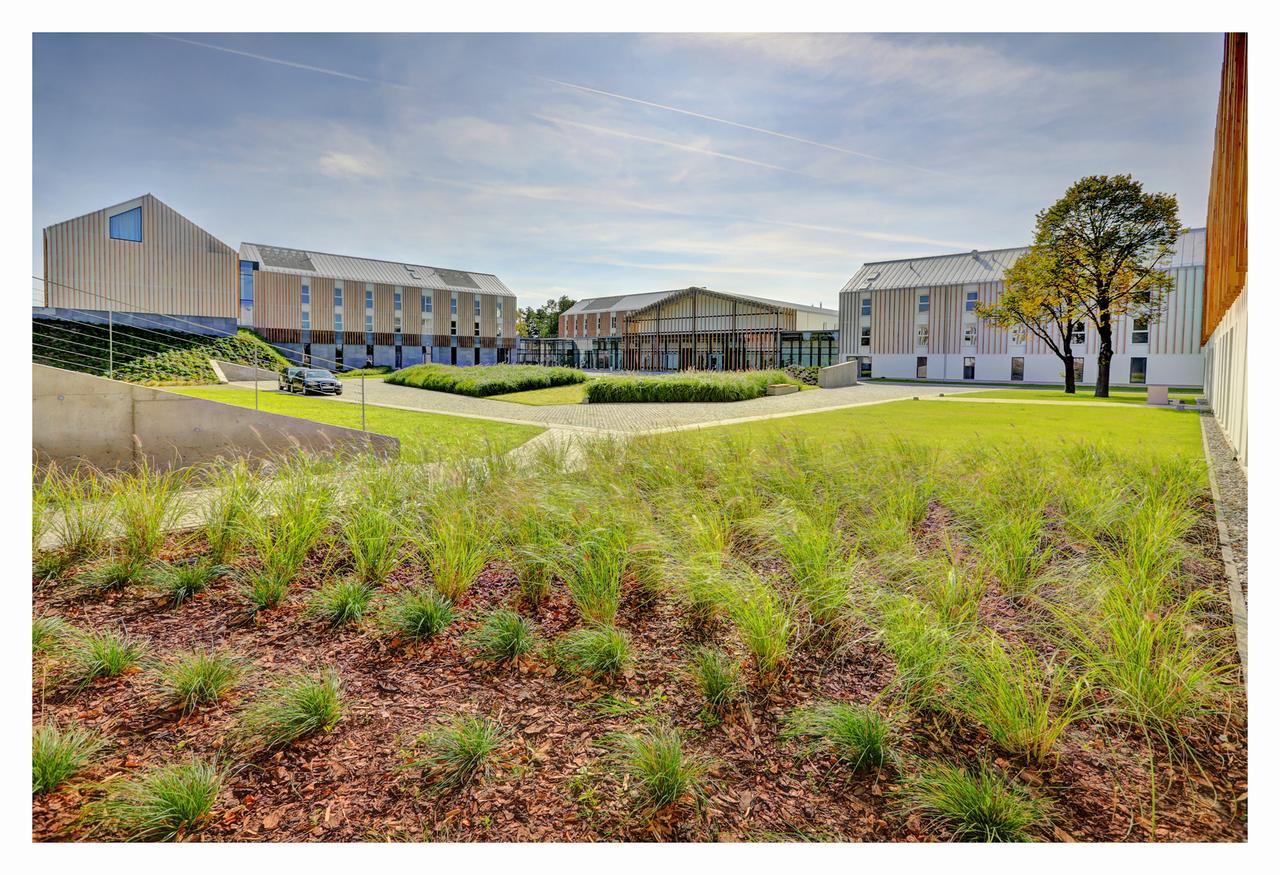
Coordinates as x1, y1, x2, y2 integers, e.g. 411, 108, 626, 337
33, 543, 1247, 843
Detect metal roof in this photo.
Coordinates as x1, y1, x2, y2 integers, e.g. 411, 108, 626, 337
239, 242, 515, 297
841, 227, 1207, 293
565, 287, 838, 317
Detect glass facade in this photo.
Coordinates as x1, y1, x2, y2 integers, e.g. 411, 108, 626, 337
1011, 356, 1024, 381
1129, 356, 1147, 384
238, 260, 256, 326
779, 332, 837, 368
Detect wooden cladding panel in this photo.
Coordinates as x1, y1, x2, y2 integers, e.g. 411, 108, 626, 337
1203, 33, 1247, 343
870, 288, 914, 354
44, 194, 237, 318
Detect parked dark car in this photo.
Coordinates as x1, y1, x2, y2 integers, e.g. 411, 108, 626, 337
278, 367, 343, 396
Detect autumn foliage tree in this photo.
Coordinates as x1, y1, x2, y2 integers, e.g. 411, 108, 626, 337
976, 248, 1086, 393
1021, 175, 1181, 397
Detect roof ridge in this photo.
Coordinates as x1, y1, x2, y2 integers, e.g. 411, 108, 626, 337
241, 242, 501, 279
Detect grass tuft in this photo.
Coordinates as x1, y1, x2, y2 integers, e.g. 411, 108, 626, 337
66, 631, 148, 689
308, 578, 375, 627
897, 761, 1047, 842
238, 669, 344, 750
158, 560, 230, 606
554, 625, 633, 680
782, 701, 893, 770
467, 609, 538, 663
158, 649, 245, 715
689, 647, 743, 716
86, 760, 222, 841
374, 587, 455, 641
33, 721, 105, 794
410, 715, 508, 790
33, 614, 74, 654
612, 726, 706, 813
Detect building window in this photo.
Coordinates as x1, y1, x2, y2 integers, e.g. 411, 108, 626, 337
496, 299, 503, 337
1011, 356, 1024, 381
393, 288, 403, 333
238, 260, 256, 308
918, 293, 930, 313
611, 313, 617, 334
108, 207, 142, 242
859, 357, 872, 379
451, 294, 458, 317
1131, 317, 1149, 345
860, 326, 871, 348
1071, 321, 1086, 345
365, 285, 374, 334
965, 290, 979, 312
1130, 356, 1147, 384
916, 324, 929, 347
916, 356, 928, 379
474, 320, 480, 337
474, 297, 482, 318
451, 320, 457, 337
300, 283, 310, 306
596, 315, 602, 334
963, 324, 976, 347
422, 292, 433, 335
861, 296, 871, 317
334, 283, 344, 335
963, 356, 975, 380
1010, 324, 1026, 345
1073, 357, 1085, 383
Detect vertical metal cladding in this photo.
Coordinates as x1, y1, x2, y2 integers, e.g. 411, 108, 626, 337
871, 289, 913, 354
43, 194, 237, 317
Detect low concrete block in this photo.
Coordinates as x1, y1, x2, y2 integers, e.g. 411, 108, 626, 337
1147, 385, 1170, 406
214, 359, 278, 382
766, 383, 799, 396
818, 360, 860, 389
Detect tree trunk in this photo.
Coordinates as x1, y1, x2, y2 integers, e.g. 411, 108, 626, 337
1061, 341, 1076, 394
1095, 313, 1113, 397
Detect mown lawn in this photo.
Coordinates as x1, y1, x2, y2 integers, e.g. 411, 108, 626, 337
694, 397, 1203, 460
169, 386, 543, 462
489, 382, 588, 406
964, 387, 1201, 405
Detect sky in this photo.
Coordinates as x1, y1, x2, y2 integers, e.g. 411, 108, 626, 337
32, 32, 1225, 310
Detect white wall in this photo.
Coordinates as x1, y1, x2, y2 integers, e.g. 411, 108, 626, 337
869, 352, 1203, 386
1203, 283, 1248, 469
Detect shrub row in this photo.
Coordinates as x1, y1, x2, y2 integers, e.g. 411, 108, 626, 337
385, 363, 586, 397
584, 369, 799, 403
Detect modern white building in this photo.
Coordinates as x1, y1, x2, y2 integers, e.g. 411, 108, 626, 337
836, 228, 1207, 386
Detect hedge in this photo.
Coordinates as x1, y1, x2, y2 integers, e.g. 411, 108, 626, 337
385, 363, 587, 397
583, 370, 800, 403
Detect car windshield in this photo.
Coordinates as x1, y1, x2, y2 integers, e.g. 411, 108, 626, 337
304, 369, 333, 378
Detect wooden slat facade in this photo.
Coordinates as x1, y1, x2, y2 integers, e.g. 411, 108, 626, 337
1203, 33, 1248, 344
43, 194, 237, 317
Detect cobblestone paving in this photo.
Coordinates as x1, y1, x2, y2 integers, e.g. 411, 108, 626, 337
234, 379, 967, 435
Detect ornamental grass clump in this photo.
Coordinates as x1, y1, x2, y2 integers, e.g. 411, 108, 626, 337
375, 587, 455, 641
555, 624, 633, 680
467, 609, 537, 663
43, 465, 114, 559
953, 635, 1090, 763
33, 721, 105, 794
584, 369, 797, 404
689, 647, 743, 716
877, 595, 956, 707
416, 506, 495, 602
33, 614, 74, 654
557, 523, 629, 625
157, 560, 230, 606
411, 715, 508, 791
238, 669, 344, 750
612, 725, 707, 814
201, 457, 262, 565
86, 760, 223, 842
112, 463, 190, 567
340, 502, 404, 586
773, 508, 855, 628
66, 630, 148, 689
387, 363, 585, 397
725, 575, 795, 681
897, 761, 1047, 842
158, 648, 245, 715
242, 456, 335, 609
308, 578, 375, 628
782, 701, 894, 771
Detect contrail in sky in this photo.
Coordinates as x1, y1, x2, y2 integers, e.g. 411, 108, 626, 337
537, 75, 950, 178
148, 34, 413, 90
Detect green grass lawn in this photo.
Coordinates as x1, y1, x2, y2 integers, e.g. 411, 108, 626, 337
692, 397, 1203, 459
964, 387, 1201, 405
489, 382, 588, 406
170, 386, 544, 463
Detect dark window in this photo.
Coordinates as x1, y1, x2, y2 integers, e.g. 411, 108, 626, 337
1131, 318, 1149, 345
365, 344, 374, 367
1129, 356, 1147, 384
109, 207, 142, 242
1071, 321, 1086, 345
335, 345, 344, 369
916, 356, 928, 379
963, 356, 975, 380
395, 345, 403, 369
860, 326, 871, 347
1011, 356, 1024, 381
859, 357, 872, 379
918, 294, 930, 313
302, 343, 311, 366
1073, 357, 1085, 383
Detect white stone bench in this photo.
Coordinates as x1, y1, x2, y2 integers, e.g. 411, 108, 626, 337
1146, 385, 1170, 406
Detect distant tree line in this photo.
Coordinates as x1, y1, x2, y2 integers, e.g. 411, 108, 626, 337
516, 296, 576, 338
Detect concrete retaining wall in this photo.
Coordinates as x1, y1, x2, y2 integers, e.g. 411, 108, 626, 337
213, 359, 278, 382
33, 364, 397, 472
818, 360, 860, 388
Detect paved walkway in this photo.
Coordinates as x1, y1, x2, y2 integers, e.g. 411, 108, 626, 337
230, 379, 972, 436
